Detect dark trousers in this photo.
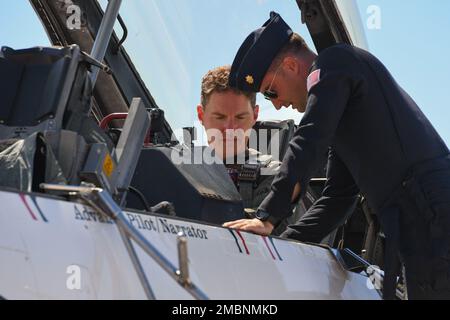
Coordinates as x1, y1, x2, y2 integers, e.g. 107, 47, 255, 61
399, 199, 450, 299
383, 155, 450, 299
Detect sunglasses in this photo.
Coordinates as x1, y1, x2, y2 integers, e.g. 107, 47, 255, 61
263, 63, 283, 101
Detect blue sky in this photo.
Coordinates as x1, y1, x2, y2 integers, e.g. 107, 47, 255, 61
0, 1, 51, 48
1, 0, 449, 145
357, 0, 450, 146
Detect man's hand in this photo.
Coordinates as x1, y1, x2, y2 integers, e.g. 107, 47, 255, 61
223, 218, 274, 236
292, 183, 301, 203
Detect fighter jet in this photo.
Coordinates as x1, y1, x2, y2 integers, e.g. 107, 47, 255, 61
0, 0, 394, 299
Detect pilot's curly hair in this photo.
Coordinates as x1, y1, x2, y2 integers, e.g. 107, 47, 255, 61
201, 65, 256, 108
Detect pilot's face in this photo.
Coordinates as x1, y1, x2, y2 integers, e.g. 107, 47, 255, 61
197, 91, 259, 159
259, 57, 308, 113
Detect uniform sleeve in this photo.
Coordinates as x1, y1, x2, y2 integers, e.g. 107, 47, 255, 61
258, 46, 365, 224
281, 149, 360, 242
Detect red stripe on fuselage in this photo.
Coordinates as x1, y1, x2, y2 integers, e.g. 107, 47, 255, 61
235, 230, 250, 255
19, 194, 38, 221
263, 236, 276, 260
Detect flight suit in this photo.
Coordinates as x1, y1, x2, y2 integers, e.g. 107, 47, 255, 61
225, 148, 303, 235
258, 44, 450, 299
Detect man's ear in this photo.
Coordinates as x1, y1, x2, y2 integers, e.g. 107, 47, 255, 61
253, 105, 260, 121
283, 56, 300, 75
197, 105, 204, 123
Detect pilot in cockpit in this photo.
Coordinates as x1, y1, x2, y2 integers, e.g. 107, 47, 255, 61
196, 65, 301, 235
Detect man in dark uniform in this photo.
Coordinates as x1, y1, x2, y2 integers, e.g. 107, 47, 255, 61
224, 12, 450, 299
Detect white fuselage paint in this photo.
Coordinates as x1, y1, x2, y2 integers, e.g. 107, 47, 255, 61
0, 189, 381, 300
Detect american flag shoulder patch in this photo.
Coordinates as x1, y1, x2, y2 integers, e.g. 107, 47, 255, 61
307, 69, 321, 92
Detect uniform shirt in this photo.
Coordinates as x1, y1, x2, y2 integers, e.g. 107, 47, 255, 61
259, 44, 449, 241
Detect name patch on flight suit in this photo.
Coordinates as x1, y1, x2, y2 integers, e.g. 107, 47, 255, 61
307, 69, 321, 92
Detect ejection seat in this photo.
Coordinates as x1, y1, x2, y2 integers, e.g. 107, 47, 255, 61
0, 45, 115, 192
251, 119, 296, 161
0, 46, 109, 141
